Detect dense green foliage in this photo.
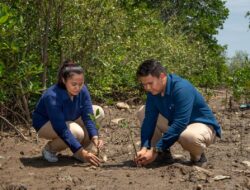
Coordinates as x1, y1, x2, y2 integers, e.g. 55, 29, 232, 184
1, 0, 245, 124
228, 51, 250, 102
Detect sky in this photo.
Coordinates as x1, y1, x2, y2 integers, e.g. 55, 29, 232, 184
216, 0, 250, 58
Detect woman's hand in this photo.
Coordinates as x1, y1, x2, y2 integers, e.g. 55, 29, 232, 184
91, 136, 104, 149
77, 148, 101, 166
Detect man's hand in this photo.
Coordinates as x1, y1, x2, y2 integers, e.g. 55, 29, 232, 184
134, 147, 147, 164
135, 148, 158, 166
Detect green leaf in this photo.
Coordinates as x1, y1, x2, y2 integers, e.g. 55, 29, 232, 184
96, 108, 100, 117
0, 14, 9, 25
0, 61, 3, 77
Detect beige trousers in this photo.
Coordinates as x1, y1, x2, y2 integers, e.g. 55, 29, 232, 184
38, 105, 105, 153
136, 106, 216, 161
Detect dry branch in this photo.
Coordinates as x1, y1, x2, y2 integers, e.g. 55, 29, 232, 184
0, 115, 29, 141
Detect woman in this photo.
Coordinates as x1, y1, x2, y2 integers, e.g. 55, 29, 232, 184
32, 60, 105, 166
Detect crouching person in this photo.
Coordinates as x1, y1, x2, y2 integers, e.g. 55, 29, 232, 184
32, 60, 105, 166
134, 59, 221, 167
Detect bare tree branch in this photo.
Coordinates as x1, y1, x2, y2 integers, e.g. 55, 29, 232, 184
1, 104, 30, 126
0, 115, 29, 141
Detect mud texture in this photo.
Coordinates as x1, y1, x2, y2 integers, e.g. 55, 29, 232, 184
0, 90, 250, 190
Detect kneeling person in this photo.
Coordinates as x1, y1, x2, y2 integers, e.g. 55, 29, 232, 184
32, 60, 105, 166
134, 59, 221, 166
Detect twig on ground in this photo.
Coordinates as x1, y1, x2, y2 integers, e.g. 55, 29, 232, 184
0, 115, 29, 141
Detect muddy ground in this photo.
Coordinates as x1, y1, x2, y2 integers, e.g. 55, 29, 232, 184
0, 90, 250, 190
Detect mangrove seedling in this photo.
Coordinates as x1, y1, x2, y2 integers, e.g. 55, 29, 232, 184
120, 120, 137, 159
89, 108, 101, 156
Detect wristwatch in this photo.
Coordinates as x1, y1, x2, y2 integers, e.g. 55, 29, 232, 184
152, 147, 163, 153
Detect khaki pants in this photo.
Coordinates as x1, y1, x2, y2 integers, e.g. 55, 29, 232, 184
38, 105, 105, 153
136, 106, 216, 161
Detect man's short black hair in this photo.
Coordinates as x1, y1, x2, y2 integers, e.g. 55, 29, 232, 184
136, 59, 166, 78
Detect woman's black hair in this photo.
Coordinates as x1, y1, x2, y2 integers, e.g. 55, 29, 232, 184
136, 59, 166, 78
57, 59, 84, 89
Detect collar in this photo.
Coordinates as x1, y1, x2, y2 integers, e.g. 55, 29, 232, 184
165, 74, 172, 96
56, 84, 72, 101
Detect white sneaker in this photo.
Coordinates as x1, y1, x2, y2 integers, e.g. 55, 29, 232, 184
42, 147, 58, 162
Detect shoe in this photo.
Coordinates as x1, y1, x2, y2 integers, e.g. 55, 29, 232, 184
191, 153, 207, 166
42, 147, 58, 162
154, 149, 173, 163
73, 153, 85, 163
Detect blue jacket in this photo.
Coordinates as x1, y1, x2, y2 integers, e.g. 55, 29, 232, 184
32, 84, 98, 153
141, 74, 221, 151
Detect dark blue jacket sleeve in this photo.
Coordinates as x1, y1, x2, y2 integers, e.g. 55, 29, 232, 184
44, 95, 82, 153
81, 87, 98, 138
156, 84, 195, 150
141, 94, 159, 148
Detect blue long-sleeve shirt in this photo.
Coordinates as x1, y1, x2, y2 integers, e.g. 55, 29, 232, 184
141, 74, 221, 150
32, 84, 98, 153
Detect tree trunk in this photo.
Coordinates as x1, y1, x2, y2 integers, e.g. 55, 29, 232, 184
55, 1, 64, 64
41, 0, 53, 90
18, 81, 31, 123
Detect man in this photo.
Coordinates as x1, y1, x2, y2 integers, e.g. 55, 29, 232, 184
134, 59, 221, 166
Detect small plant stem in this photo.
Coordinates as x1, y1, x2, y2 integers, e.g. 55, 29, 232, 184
127, 124, 137, 157
97, 146, 100, 157
121, 121, 137, 159
88, 109, 102, 158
